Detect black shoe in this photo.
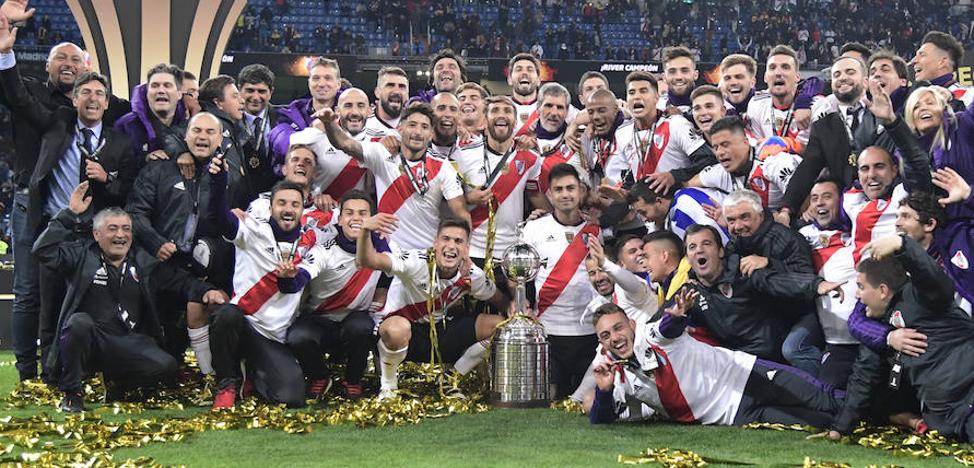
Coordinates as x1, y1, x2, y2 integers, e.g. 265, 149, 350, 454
104, 381, 127, 403
59, 392, 85, 413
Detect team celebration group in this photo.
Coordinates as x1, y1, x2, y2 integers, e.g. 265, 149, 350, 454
3, 0, 974, 442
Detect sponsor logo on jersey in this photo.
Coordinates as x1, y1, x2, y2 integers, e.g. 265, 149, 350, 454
952, 250, 969, 270
718, 283, 733, 298
890, 310, 906, 328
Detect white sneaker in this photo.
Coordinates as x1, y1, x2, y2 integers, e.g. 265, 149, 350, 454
378, 387, 397, 401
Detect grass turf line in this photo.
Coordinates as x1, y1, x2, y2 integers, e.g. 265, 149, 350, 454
0, 352, 958, 467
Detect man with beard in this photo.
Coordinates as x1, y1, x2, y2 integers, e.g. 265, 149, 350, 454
911, 31, 972, 107
868, 51, 910, 113
34, 183, 227, 412
688, 117, 801, 211
269, 57, 342, 168
0, 7, 129, 381
321, 104, 469, 249
207, 156, 330, 409
656, 47, 698, 114
288, 190, 385, 400
291, 88, 394, 201
454, 96, 545, 286
457, 82, 488, 135
521, 164, 601, 399
508, 53, 541, 129
237, 64, 277, 166
429, 92, 461, 160
367, 66, 408, 131
358, 215, 507, 400
746, 45, 821, 149
584, 235, 657, 325
412, 49, 467, 104
115, 64, 187, 168
720, 54, 758, 116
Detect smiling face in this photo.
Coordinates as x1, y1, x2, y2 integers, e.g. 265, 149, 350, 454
664, 56, 697, 97
869, 58, 907, 90
631, 197, 667, 223
485, 100, 516, 142
433, 57, 461, 93
547, 173, 582, 215
539, 93, 569, 132
376, 73, 408, 118
724, 202, 764, 239
338, 198, 371, 240
894, 203, 934, 244
595, 310, 636, 359
809, 181, 841, 227
282, 146, 316, 187
458, 88, 486, 126
617, 237, 647, 273
911, 42, 948, 82
685, 228, 725, 284
857, 148, 898, 201
764, 54, 800, 100
642, 241, 672, 283
910, 91, 944, 135
398, 112, 434, 156
215, 83, 243, 121
626, 79, 658, 122
432, 93, 460, 141
831, 57, 866, 104
270, 188, 304, 232
240, 81, 273, 115
579, 77, 608, 108
309, 64, 340, 104
47, 43, 88, 88
434, 226, 468, 271
709, 128, 750, 173
691, 93, 727, 134
72, 79, 108, 126
586, 256, 615, 296
184, 113, 223, 159
508, 58, 540, 98
586, 93, 619, 137
720, 63, 755, 105
147, 72, 180, 118
93, 214, 133, 261
337, 89, 370, 135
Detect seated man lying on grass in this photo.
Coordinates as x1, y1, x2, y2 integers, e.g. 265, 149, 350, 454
585, 296, 844, 427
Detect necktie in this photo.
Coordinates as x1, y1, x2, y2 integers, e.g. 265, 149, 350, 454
252, 116, 265, 156
846, 107, 860, 134
80, 128, 95, 182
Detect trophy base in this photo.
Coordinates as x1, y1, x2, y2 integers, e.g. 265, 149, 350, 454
490, 398, 550, 409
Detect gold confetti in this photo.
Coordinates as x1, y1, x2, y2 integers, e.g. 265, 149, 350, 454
617, 447, 709, 467
550, 398, 585, 415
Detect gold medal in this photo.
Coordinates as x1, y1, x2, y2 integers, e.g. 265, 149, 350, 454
249, 156, 260, 169
848, 152, 857, 168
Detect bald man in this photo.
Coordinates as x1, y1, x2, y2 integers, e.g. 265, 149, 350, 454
430, 92, 462, 159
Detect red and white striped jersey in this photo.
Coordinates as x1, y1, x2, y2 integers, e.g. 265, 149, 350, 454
947, 82, 974, 108
843, 183, 906, 264
526, 144, 590, 193
799, 224, 858, 345
695, 151, 801, 210
584, 261, 658, 326
379, 249, 496, 323
362, 143, 465, 250
246, 194, 336, 246
596, 319, 756, 424
366, 114, 400, 134
229, 217, 327, 342
521, 214, 600, 336
745, 92, 823, 148
303, 235, 382, 322
454, 140, 542, 259
623, 115, 707, 182
289, 126, 395, 200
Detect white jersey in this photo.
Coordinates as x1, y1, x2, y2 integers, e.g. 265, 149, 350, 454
366, 114, 400, 134
246, 193, 336, 246
522, 214, 600, 336
843, 183, 906, 264
947, 82, 974, 108
799, 224, 857, 344
659, 188, 730, 245
454, 140, 542, 259
527, 143, 591, 193
303, 233, 382, 322
623, 114, 707, 181
596, 319, 756, 424
656, 93, 691, 114
584, 261, 658, 325
289, 126, 394, 199
512, 97, 538, 131
228, 217, 327, 342
380, 249, 496, 323
362, 143, 465, 250
746, 91, 823, 148
429, 140, 460, 161
581, 128, 630, 186
695, 151, 801, 210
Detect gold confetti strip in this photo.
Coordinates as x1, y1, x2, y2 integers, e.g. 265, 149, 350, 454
550, 398, 585, 415
617, 448, 709, 467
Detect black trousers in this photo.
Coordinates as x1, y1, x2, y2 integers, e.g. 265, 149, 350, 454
210, 304, 305, 407
733, 359, 842, 428
818, 344, 860, 389
58, 312, 178, 393
549, 334, 598, 400
471, 257, 512, 315
286, 311, 375, 384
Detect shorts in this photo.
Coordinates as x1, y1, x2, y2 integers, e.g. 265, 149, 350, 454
405, 313, 480, 364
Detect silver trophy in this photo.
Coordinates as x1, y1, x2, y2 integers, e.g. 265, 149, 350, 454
490, 224, 550, 407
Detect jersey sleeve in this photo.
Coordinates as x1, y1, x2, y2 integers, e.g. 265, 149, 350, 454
672, 117, 707, 155
362, 141, 391, 172
388, 249, 427, 282
468, 263, 498, 301
232, 216, 260, 247
696, 164, 731, 191
437, 160, 465, 200
298, 245, 327, 279
763, 152, 802, 192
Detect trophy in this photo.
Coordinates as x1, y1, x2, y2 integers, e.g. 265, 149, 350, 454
490, 224, 550, 407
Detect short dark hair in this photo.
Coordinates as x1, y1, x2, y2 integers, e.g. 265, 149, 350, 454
198, 75, 235, 104
592, 302, 627, 327
146, 63, 183, 84
868, 50, 909, 80
270, 180, 305, 200
840, 42, 872, 61
484, 95, 516, 115
237, 64, 275, 89
626, 179, 669, 204
578, 71, 609, 95
377, 66, 408, 82
457, 81, 489, 99
400, 102, 436, 125
813, 176, 842, 194
339, 189, 376, 215
708, 116, 748, 137
508, 52, 541, 75
438, 217, 471, 237
720, 54, 757, 76
611, 234, 643, 262
857, 256, 908, 292
73, 71, 110, 96
900, 191, 947, 231
429, 48, 467, 85
768, 44, 799, 68
182, 71, 197, 82
625, 71, 657, 90
684, 223, 723, 245
642, 230, 685, 260
663, 46, 695, 65
547, 163, 581, 186
922, 31, 964, 68
690, 84, 723, 103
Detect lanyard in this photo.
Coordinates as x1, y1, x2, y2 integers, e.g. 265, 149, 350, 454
593, 136, 617, 173
400, 152, 430, 196
76, 125, 106, 161
773, 105, 795, 138
632, 117, 660, 177
483, 144, 515, 189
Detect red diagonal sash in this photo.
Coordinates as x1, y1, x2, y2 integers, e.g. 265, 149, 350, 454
323, 159, 367, 199
377, 157, 444, 214
852, 197, 891, 264
470, 150, 538, 230
388, 275, 470, 322
649, 344, 696, 423
237, 249, 305, 315
516, 109, 540, 137
812, 232, 845, 272
533, 148, 572, 193
314, 267, 375, 313
536, 223, 600, 316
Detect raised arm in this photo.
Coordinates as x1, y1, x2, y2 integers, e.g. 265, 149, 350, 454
355, 213, 399, 274
0, 15, 55, 128
32, 182, 90, 273
318, 107, 364, 162
864, 79, 932, 194
206, 155, 239, 239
